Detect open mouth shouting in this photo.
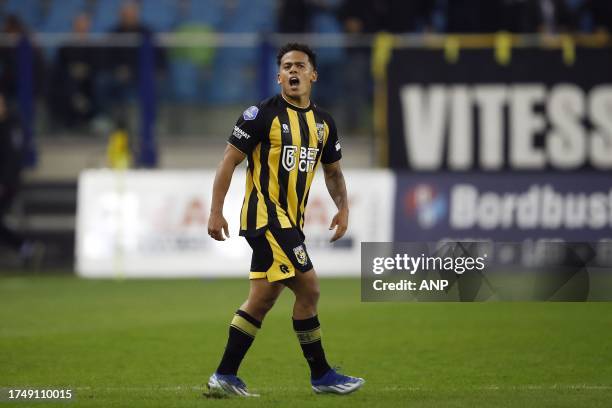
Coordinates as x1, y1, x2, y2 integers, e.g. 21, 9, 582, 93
289, 76, 300, 89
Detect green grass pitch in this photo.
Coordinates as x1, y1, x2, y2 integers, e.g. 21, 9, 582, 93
1, 275, 611, 407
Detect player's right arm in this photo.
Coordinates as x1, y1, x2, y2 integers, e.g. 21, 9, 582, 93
208, 144, 246, 241
208, 104, 266, 241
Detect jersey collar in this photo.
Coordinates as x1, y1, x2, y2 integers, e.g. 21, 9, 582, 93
279, 94, 312, 112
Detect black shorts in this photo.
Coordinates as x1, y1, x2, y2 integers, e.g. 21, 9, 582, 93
245, 226, 313, 282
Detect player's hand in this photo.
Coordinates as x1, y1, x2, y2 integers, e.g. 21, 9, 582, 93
328, 209, 348, 243
208, 211, 230, 241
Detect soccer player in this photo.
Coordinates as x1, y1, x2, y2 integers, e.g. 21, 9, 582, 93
206, 43, 364, 396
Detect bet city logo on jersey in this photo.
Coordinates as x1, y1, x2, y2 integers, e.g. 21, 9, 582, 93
282, 145, 319, 172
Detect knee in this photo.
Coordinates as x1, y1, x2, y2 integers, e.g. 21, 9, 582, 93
259, 293, 278, 312
247, 293, 278, 318
296, 284, 320, 308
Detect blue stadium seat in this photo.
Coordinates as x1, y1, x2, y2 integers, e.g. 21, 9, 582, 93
186, 0, 223, 28
311, 10, 344, 62
4, 0, 43, 29
218, 0, 275, 33
309, 10, 344, 107
40, 0, 85, 32
168, 60, 202, 101
206, 67, 256, 104
206, 47, 256, 104
90, 0, 123, 32
140, 0, 178, 32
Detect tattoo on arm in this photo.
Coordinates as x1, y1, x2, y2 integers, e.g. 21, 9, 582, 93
324, 165, 348, 211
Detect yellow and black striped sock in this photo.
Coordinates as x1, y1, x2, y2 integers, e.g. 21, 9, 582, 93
216, 309, 261, 375
293, 315, 331, 380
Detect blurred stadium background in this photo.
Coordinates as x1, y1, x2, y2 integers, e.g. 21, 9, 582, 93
1, 0, 611, 406
0, 0, 610, 272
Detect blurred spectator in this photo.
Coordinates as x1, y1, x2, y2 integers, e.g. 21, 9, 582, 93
336, 0, 437, 133
582, 0, 612, 33
381, 0, 436, 33
339, 0, 436, 34
106, 121, 133, 169
443, 0, 503, 32
0, 14, 45, 99
337, 0, 383, 133
0, 15, 23, 98
109, 1, 154, 75
444, 0, 574, 34
47, 13, 101, 129
0, 92, 43, 266
102, 1, 166, 122
526, 0, 574, 33
338, 0, 385, 34
277, 0, 314, 33
498, 0, 529, 32
277, 0, 347, 33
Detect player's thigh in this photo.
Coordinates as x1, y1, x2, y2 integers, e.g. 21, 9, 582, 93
247, 276, 285, 306
283, 266, 320, 301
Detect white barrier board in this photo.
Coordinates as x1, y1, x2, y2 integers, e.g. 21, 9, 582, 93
76, 169, 394, 278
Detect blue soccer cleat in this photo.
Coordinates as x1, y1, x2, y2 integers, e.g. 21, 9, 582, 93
206, 373, 259, 397
311, 368, 365, 395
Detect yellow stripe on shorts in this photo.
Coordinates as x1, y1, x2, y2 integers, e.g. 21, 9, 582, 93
264, 229, 295, 281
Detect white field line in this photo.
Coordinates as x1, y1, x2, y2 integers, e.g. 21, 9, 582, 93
381, 384, 612, 392
64, 384, 612, 393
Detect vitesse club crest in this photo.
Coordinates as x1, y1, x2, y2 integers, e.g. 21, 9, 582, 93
293, 245, 308, 266
315, 123, 325, 143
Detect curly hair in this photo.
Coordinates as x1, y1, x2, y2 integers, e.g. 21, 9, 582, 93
276, 43, 317, 70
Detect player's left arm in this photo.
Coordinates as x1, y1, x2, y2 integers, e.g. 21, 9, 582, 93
323, 160, 348, 243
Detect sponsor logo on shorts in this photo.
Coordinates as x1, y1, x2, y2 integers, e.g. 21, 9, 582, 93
282, 123, 289, 133
293, 245, 308, 266
335, 141, 341, 151
280, 264, 290, 274
233, 126, 251, 140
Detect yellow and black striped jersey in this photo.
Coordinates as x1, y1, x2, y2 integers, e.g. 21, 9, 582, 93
228, 94, 342, 237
